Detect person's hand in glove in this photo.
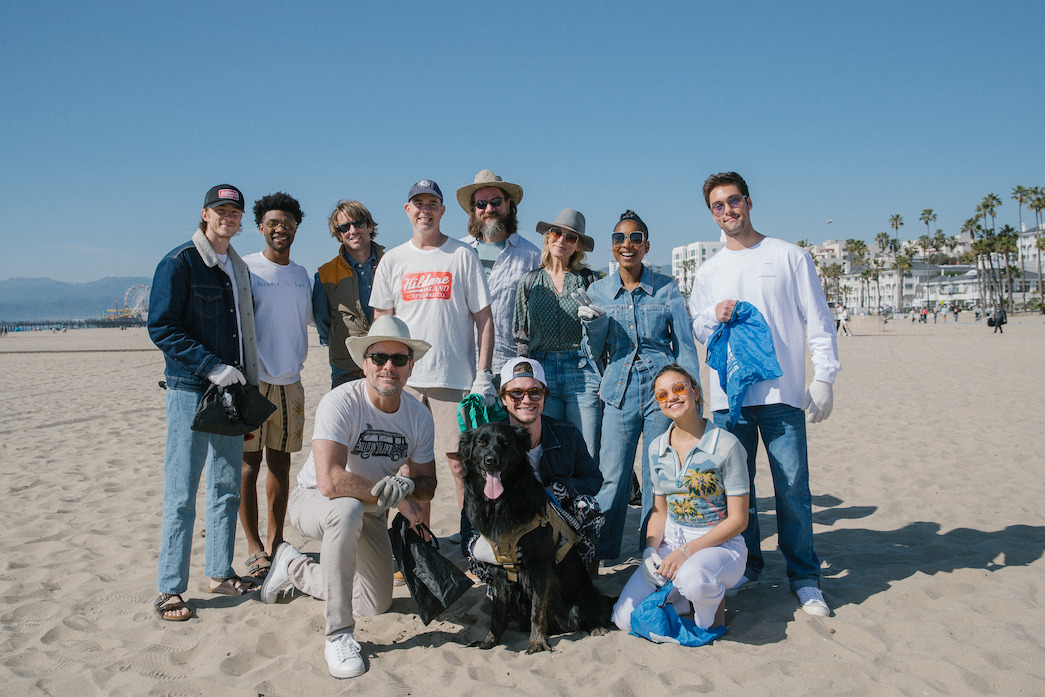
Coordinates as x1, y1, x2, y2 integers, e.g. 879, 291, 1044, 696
470, 369, 496, 406
370, 475, 415, 508
641, 546, 668, 587
207, 364, 246, 387
804, 380, 834, 423
571, 289, 606, 321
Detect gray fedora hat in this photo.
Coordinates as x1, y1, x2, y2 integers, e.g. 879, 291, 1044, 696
535, 208, 594, 252
346, 315, 431, 369
455, 169, 524, 213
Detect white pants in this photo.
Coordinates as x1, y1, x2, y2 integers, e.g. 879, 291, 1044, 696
612, 530, 746, 631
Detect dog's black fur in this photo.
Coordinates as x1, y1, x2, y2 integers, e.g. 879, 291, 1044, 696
458, 421, 613, 653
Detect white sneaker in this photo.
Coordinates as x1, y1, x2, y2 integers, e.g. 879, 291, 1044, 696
796, 586, 830, 616
325, 632, 365, 679
725, 575, 759, 597
260, 542, 304, 604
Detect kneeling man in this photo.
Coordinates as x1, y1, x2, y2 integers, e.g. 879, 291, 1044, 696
261, 316, 436, 679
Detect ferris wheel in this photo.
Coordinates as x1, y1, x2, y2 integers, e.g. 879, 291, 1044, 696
123, 284, 150, 319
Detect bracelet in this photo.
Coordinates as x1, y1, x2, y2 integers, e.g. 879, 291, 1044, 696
679, 545, 692, 558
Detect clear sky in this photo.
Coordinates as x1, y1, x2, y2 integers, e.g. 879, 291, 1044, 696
2, 1, 1042, 283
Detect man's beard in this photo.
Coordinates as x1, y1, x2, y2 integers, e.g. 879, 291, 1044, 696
479, 217, 505, 240
468, 205, 518, 239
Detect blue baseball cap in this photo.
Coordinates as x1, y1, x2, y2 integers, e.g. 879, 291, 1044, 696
407, 179, 442, 202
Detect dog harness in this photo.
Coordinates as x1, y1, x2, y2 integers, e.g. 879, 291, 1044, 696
489, 499, 579, 582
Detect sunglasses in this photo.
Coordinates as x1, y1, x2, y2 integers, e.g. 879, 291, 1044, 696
710, 195, 747, 216
366, 352, 411, 367
474, 197, 505, 210
548, 227, 580, 245
611, 231, 646, 245
263, 219, 297, 231
335, 219, 369, 234
505, 388, 546, 403
654, 381, 690, 403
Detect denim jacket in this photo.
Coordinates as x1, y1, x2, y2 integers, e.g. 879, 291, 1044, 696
148, 230, 259, 391
582, 266, 701, 408
462, 232, 541, 370
535, 415, 603, 498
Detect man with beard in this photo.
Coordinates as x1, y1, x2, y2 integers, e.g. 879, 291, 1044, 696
239, 192, 312, 581
260, 316, 436, 679
456, 170, 541, 373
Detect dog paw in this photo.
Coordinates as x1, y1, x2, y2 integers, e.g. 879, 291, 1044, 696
477, 633, 497, 650
588, 626, 610, 637
526, 640, 552, 654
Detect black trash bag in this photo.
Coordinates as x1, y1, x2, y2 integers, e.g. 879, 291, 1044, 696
388, 513, 472, 625
190, 382, 276, 436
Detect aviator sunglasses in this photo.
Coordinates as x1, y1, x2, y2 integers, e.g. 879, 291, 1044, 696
366, 352, 411, 367
710, 195, 747, 216
264, 219, 297, 231
654, 381, 690, 403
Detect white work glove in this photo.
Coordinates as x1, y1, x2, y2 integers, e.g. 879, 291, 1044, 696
469, 369, 497, 406
641, 546, 667, 588
571, 289, 606, 321
804, 380, 834, 423
370, 475, 415, 508
207, 364, 246, 387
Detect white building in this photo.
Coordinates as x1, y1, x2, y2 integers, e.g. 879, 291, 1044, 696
670, 239, 725, 296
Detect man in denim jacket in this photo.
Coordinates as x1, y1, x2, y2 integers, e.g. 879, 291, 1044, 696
147, 184, 260, 620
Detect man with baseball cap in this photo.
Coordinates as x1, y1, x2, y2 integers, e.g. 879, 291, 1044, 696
147, 183, 260, 620
261, 315, 437, 679
457, 170, 541, 373
370, 179, 494, 540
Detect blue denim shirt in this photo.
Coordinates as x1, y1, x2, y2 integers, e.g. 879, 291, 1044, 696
535, 415, 603, 498
148, 230, 258, 392
583, 266, 701, 408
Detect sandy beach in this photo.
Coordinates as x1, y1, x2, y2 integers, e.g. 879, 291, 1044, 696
1, 316, 1044, 696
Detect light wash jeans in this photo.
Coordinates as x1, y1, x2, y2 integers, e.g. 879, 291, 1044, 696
595, 363, 669, 560
713, 404, 821, 591
533, 350, 602, 465
157, 388, 244, 594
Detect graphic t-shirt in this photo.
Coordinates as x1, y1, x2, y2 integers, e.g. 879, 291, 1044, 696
243, 252, 312, 384
296, 379, 435, 489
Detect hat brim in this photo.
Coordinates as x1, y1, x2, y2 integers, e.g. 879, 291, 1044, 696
346, 334, 431, 371
535, 221, 594, 252
455, 182, 524, 214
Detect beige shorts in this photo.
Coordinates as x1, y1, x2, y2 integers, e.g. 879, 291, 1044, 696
244, 380, 305, 453
404, 385, 468, 456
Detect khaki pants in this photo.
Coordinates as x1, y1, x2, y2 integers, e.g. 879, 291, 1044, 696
287, 487, 393, 637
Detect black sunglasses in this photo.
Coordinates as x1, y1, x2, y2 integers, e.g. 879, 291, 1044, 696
611, 231, 646, 245
474, 197, 505, 210
335, 219, 369, 234
366, 352, 411, 367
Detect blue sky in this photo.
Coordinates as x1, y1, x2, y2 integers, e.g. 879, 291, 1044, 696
2, 1, 1042, 283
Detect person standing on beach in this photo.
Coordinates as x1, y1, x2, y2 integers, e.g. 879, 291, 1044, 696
313, 201, 386, 388
456, 169, 541, 374
690, 172, 840, 617
370, 179, 494, 540
992, 303, 1007, 333
147, 184, 260, 621
239, 192, 312, 581
260, 316, 437, 679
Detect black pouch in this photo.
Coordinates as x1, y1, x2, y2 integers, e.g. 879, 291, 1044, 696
190, 382, 276, 436
388, 513, 472, 625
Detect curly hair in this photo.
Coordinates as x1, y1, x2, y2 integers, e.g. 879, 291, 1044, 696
253, 192, 304, 227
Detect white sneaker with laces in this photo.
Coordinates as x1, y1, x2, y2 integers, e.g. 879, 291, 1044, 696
260, 542, 304, 604
325, 632, 365, 678
796, 586, 830, 616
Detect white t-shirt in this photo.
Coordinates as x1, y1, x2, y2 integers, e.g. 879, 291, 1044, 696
689, 236, 840, 411
297, 379, 436, 489
243, 252, 312, 385
370, 236, 492, 390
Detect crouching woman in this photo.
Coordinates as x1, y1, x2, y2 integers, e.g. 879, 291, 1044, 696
611, 364, 748, 633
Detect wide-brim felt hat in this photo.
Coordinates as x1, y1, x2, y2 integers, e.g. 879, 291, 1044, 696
535, 208, 594, 252
346, 315, 431, 369
456, 169, 524, 213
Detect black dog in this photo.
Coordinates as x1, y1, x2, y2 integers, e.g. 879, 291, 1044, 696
458, 421, 612, 653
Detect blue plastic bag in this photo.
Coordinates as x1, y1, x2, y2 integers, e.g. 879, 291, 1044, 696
705, 301, 782, 427
628, 581, 727, 647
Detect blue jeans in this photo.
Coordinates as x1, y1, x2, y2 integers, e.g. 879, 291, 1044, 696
534, 350, 602, 465
595, 363, 668, 560
713, 404, 820, 591
157, 387, 244, 594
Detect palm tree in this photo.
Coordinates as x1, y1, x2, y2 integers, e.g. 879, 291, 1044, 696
870, 259, 886, 313
919, 209, 936, 240
892, 254, 912, 311
823, 263, 844, 302
875, 232, 891, 257
1012, 186, 1030, 232
844, 238, 867, 272
796, 239, 810, 249
1030, 187, 1045, 307
997, 225, 1018, 310
889, 214, 904, 247
981, 193, 1002, 232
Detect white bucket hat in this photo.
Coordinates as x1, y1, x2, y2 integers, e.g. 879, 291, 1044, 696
346, 315, 431, 368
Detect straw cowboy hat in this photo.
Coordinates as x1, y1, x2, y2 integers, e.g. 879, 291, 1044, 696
346, 315, 431, 368
535, 208, 594, 252
455, 169, 524, 213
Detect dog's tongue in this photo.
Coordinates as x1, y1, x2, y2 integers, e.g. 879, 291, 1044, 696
483, 472, 504, 500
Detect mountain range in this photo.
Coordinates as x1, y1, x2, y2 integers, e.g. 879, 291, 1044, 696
0, 277, 153, 321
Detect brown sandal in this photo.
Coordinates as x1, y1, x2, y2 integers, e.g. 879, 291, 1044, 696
154, 593, 192, 621
200, 575, 258, 596
245, 553, 272, 579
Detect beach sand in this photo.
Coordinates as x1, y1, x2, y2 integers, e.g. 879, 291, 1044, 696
1, 317, 1043, 696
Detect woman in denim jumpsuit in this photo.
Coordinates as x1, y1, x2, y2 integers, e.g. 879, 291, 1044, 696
581, 211, 702, 560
